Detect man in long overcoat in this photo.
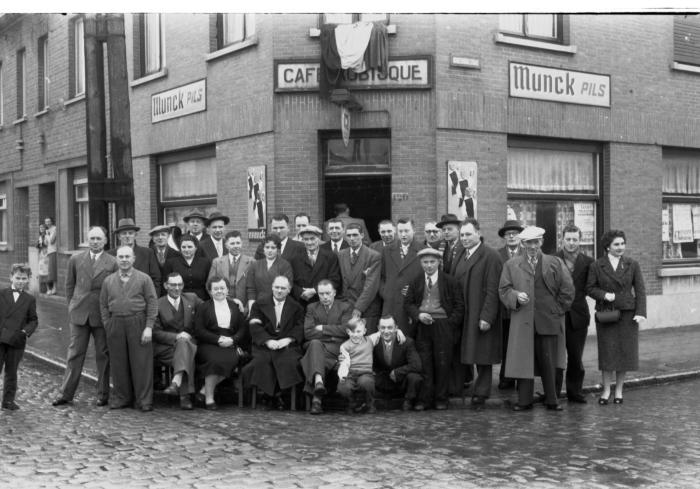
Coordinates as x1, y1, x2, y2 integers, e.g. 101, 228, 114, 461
499, 226, 574, 411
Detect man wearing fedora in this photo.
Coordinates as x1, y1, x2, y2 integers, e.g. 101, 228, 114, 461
436, 214, 464, 275
183, 210, 209, 259
499, 226, 574, 412
199, 212, 229, 262
289, 225, 341, 309
109, 218, 161, 293
150, 224, 181, 296
496, 219, 524, 390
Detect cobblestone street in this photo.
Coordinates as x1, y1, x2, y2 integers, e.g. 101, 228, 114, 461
2, 356, 699, 488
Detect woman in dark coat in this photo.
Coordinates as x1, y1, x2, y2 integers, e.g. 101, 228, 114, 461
164, 235, 211, 301
586, 229, 646, 405
245, 234, 293, 311
194, 276, 248, 410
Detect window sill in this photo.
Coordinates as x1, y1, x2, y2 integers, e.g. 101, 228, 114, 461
13, 117, 27, 126
658, 266, 700, 277
34, 108, 50, 118
309, 24, 397, 38
494, 32, 577, 54
64, 94, 85, 107
0, 243, 8, 252
130, 68, 168, 88
672, 62, 700, 74
206, 36, 258, 62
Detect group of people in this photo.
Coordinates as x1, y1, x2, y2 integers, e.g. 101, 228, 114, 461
0, 206, 646, 414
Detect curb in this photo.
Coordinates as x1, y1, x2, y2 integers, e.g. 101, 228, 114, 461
24, 347, 99, 384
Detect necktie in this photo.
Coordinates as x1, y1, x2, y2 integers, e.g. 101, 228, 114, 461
384, 342, 392, 365
230, 256, 239, 286
333, 242, 339, 253
12, 289, 19, 302
465, 249, 470, 260
90, 253, 96, 264
157, 249, 165, 265
350, 251, 358, 266
275, 301, 283, 330
400, 247, 406, 260
529, 257, 537, 272
427, 276, 433, 289
510, 248, 516, 258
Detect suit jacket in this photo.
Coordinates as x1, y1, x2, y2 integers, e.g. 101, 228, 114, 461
254, 237, 305, 262
321, 239, 349, 253
249, 294, 304, 347
380, 239, 426, 317
370, 240, 391, 253
208, 253, 255, 305
194, 298, 248, 347
290, 247, 341, 306
65, 250, 119, 327
303, 299, 353, 345
338, 244, 381, 316
108, 243, 161, 292
199, 235, 227, 262
586, 255, 646, 316
441, 239, 465, 276
246, 257, 294, 302
152, 246, 181, 294
163, 255, 212, 301
404, 271, 464, 331
153, 292, 202, 345
555, 250, 594, 329
498, 245, 522, 264
372, 337, 422, 382
0, 289, 38, 349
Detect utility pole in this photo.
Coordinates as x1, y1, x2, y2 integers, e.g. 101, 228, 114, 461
83, 13, 134, 243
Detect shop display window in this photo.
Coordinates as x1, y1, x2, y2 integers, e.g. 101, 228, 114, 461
662, 149, 700, 261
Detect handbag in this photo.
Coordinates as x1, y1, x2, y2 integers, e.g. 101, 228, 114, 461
595, 303, 620, 324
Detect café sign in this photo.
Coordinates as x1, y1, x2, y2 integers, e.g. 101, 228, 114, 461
275, 57, 431, 92
152, 79, 206, 123
509, 62, 610, 108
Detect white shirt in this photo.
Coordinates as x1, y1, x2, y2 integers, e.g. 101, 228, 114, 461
90, 251, 103, 261
332, 240, 343, 252
274, 299, 285, 326
465, 241, 481, 259
607, 253, 621, 271
425, 270, 439, 287
167, 295, 181, 311
229, 254, 240, 265
266, 258, 276, 270
401, 244, 409, 256
280, 237, 289, 256
12, 290, 20, 302
214, 299, 231, 328
213, 238, 223, 257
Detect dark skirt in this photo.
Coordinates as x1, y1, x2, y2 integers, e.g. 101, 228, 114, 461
196, 344, 241, 378
596, 310, 638, 371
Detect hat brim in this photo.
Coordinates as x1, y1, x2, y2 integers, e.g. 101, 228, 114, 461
183, 215, 207, 223
436, 220, 461, 229
498, 226, 524, 237
206, 217, 230, 225
115, 226, 140, 233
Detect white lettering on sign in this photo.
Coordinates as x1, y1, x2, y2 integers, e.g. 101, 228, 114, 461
275, 58, 431, 92
152, 79, 206, 123
509, 62, 610, 108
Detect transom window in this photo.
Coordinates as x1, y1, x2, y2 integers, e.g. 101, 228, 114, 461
499, 14, 563, 43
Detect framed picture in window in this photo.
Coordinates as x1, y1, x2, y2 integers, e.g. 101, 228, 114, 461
247, 165, 267, 242
447, 161, 477, 219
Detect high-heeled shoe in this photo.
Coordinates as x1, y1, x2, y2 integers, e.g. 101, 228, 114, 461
613, 397, 623, 404
598, 395, 610, 405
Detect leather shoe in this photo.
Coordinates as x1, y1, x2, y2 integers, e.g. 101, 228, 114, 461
512, 403, 533, 412
52, 397, 70, 407
2, 401, 19, 410
180, 396, 193, 410
162, 382, 179, 396
413, 402, 425, 412
614, 397, 624, 404
435, 402, 448, 411
567, 394, 587, 404
402, 399, 413, 411
546, 403, 564, 411
598, 396, 610, 405
140, 405, 153, 412
194, 392, 206, 407
313, 381, 326, 397
95, 398, 109, 407
205, 402, 218, 411
310, 397, 323, 415
275, 396, 286, 411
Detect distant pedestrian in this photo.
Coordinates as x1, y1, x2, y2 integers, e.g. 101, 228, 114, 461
43, 217, 57, 295
586, 229, 646, 405
36, 223, 50, 293
0, 264, 38, 410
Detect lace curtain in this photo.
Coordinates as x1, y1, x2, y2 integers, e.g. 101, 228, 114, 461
507, 147, 596, 192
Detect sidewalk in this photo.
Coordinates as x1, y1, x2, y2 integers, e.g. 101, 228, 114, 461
27, 293, 700, 400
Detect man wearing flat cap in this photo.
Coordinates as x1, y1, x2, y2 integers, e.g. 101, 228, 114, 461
436, 213, 465, 275
496, 219, 524, 390
108, 218, 161, 293
150, 224, 181, 296
404, 247, 463, 410
499, 226, 574, 412
289, 225, 341, 309
199, 211, 229, 262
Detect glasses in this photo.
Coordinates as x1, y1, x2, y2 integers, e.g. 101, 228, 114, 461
425, 230, 440, 234
167, 283, 184, 288
504, 231, 519, 237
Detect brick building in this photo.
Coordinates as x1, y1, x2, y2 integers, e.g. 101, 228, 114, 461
2, 13, 700, 329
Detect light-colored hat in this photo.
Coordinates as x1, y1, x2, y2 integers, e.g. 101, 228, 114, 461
417, 247, 442, 259
298, 225, 323, 237
518, 226, 545, 241
114, 218, 140, 233
148, 224, 171, 236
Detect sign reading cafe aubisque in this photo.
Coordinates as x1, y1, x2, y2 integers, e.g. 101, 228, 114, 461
152, 79, 207, 123
509, 62, 610, 108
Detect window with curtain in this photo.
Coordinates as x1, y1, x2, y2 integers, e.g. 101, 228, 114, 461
0, 62, 4, 125
325, 136, 390, 175
507, 143, 600, 256
0, 182, 7, 243
72, 17, 85, 96
16, 48, 26, 118
159, 154, 217, 231
73, 168, 89, 247
219, 13, 255, 48
662, 149, 700, 261
38, 35, 49, 110
144, 13, 162, 75
499, 14, 564, 43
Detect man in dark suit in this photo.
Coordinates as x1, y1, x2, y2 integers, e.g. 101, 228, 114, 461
153, 272, 203, 410
247, 275, 305, 409
208, 231, 255, 314
183, 210, 210, 260
496, 219, 524, 390
404, 247, 463, 410
338, 223, 382, 334
254, 214, 305, 262
373, 316, 423, 411
436, 213, 464, 275
321, 218, 350, 254
108, 218, 161, 293
0, 264, 38, 410
199, 212, 229, 262
555, 224, 594, 403
380, 218, 426, 338
370, 219, 396, 253
423, 221, 443, 250
290, 225, 341, 308
53, 226, 118, 408
150, 224, 181, 296
300, 280, 353, 414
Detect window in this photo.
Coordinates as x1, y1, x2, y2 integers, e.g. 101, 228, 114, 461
324, 135, 391, 175
674, 15, 700, 67
134, 13, 163, 78
73, 168, 89, 247
321, 13, 389, 25
0, 182, 7, 244
16, 48, 25, 118
158, 147, 217, 230
0, 62, 4, 125
217, 13, 255, 49
499, 14, 564, 43
662, 149, 700, 261
506, 140, 601, 256
70, 16, 85, 97
38, 35, 49, 110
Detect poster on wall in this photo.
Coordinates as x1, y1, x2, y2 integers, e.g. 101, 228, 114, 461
447, 161, 477, 219
247, 165, 267, 242
672, 204, 693, 243
573, 202, 595, 245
